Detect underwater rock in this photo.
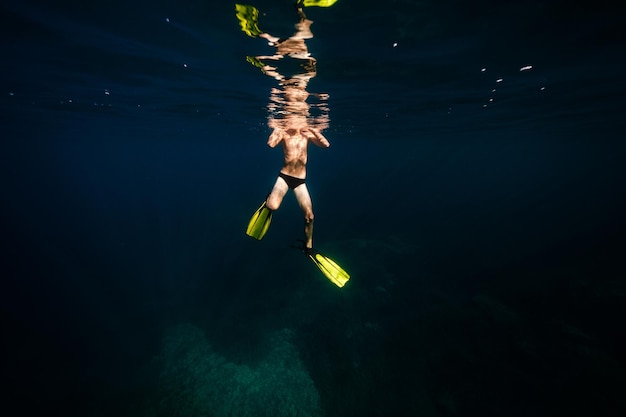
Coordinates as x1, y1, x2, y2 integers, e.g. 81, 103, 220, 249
154, 324, 322, 417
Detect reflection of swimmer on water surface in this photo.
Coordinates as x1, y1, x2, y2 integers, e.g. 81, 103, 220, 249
253, 13, 316, 80
267, 77, 330, 132
237, 1, 330, 129
236, 2, 318, 78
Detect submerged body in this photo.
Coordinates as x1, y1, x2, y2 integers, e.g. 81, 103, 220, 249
241, 2, 350, 287
266, 123, 330, 249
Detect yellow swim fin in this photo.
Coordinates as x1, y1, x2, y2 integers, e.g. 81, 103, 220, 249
235, 4, 263, 37
306, 248, 350, 288
246, 201, 272, 240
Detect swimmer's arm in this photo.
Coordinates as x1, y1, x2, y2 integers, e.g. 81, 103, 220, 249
303, 128, 330, 148
259, 33, 280, 45
267, 128, 284, 148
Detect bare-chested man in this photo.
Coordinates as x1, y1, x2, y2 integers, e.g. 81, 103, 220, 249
243, 2, 330, 248
241, 1, 349, 288
265, 119, 330, 248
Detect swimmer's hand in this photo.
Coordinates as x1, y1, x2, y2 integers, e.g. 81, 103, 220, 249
301, 127, 330, 148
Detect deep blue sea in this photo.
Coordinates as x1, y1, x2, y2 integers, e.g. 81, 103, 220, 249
2, 1, 625, 416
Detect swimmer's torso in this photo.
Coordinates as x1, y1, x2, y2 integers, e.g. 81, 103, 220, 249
280, 129, 308, 177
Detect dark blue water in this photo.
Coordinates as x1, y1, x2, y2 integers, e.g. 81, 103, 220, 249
2, 1, 625, 416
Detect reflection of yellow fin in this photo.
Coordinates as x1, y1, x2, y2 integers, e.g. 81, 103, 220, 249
246, 55, 265, 69
303, 0, 339, 7
235, 4, 263, 37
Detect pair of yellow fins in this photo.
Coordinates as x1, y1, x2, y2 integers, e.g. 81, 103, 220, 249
246, 202, 350, 288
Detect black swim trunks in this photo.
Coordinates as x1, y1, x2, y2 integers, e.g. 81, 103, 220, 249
279, 172, 306, 189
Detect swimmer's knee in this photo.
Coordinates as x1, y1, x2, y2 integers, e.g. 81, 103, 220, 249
266, 198, 280, 211
304, 211, 314, 224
